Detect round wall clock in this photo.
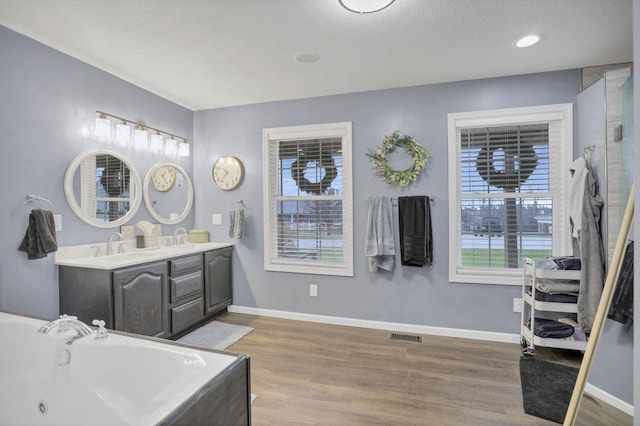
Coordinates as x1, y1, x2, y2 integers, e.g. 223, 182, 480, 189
150, 164, 177, 192
212, 156, 245, 190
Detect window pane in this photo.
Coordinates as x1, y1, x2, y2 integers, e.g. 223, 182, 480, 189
460, 124, 549, 194
278, 138, 342, 196
461, 197, 553, 269
276, 200, 344, 262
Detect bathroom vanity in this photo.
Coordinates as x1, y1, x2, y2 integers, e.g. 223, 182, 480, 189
56, 243, 233, 339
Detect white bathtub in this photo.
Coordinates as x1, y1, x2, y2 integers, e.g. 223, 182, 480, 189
0, 312, 247, 425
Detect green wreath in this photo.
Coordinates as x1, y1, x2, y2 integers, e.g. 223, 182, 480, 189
291, 154, 338, 195
366, 131, 430, 187
475, 145, 538, 190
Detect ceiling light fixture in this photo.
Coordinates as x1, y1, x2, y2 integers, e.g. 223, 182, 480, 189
339, 0, 395, 14
514, 34, 541, 48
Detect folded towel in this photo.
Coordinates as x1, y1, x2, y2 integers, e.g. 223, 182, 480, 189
18, 209, 57, 259
535, 278, 581, 294
398, 196, 432, 267
365, 195, 394, 272
229, 208, 244, 239
533, 318, 575, 339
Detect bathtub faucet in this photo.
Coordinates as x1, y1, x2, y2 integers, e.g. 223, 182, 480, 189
38, 314, 93, 345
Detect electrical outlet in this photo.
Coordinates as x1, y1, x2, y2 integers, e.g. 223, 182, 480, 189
513, 298, 523, 313
309, 284, 318, 297
211, 214, 222, 225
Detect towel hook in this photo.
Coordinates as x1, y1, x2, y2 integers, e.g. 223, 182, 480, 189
21, 194, 55, 214
230, 199, 246, 209
583, 145, 596, 160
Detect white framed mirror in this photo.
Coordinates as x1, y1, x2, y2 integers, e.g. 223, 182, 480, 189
143, 162, 193, 225
64, 149, 142, 228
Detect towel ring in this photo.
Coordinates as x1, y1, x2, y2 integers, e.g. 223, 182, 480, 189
21, 194, 55, 214
230, 199, 246, 209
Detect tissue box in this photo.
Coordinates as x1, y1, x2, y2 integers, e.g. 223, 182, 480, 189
188, 229, 209, 243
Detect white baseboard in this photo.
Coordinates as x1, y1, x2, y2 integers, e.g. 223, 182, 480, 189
584, 383, 634, 417
227, 305, 520, 344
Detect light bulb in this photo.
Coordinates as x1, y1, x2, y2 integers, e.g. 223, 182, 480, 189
115, 122, 131, 146
134, 127, 148, 151
95, 116, 111, 141
178, 141, 190, 157
150, 133, 163, 153
164, 138, 178, 156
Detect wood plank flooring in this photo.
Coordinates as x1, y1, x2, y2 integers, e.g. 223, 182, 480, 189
217, 311, 577, 425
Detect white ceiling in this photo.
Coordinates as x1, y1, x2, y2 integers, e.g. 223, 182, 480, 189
0, 0, 632, 111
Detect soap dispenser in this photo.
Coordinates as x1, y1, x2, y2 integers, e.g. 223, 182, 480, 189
136, 229, 145, 249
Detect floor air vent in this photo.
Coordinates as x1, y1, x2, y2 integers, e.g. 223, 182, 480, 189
390, 333, 422, 343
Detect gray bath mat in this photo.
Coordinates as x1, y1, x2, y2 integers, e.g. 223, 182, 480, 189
177, 320, 253, 350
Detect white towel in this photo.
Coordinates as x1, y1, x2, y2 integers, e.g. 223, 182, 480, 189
569, 157, 588, 238
365, 195, 395, 272
229, 208, 244, 239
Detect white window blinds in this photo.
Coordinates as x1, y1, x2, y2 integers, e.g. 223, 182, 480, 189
448, 104, 573, 285
263, 122, 353, 277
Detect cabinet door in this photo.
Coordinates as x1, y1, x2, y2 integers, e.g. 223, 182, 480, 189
204, 247, 232, 316
113, 262, 169, 338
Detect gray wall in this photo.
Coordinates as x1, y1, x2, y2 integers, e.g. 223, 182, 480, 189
193, 70, 580, 333
0, 26, 194, 319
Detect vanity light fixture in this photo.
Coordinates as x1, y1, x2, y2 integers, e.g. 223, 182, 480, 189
150, 132, 163, 153
514, 34, 541, 48
339, 0, 395, 14
115, 120, 131, 146
134, 124, 149, 151
95, 113, 111, 141
164, 137, 178, 157
178, 141, 190, 157
94, 110, 189, 158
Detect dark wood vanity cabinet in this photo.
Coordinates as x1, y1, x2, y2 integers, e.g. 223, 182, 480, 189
113, 261, 169, 338
59, 247, 232, 339
204, 247, 233, 316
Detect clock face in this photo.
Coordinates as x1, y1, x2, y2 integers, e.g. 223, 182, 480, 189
151, 165, 177, 192
212, 156, 244, 190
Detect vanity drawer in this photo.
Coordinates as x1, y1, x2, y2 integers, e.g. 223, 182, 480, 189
170, 254, 202, 276
171, 298, 204, 334
170, 270, 203, 303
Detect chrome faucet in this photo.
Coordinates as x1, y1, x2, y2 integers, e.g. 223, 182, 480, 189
173, 227, 188, 245
106, 231, 123, 256
38, 314, 93, 345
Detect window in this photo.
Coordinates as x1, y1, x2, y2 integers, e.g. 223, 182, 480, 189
263, 122, 353, 276
447, 104, 573, 285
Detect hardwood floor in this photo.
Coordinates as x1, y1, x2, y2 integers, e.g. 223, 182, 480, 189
216, 311, 579, 425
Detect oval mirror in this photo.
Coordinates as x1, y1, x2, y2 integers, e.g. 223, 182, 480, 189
64, 149, 142, 228
143, 162, 193, 225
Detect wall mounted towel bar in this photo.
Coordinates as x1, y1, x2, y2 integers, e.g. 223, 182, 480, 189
21, 194, 55, 213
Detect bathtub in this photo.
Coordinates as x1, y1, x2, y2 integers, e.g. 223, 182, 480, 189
0, 312, 250, 425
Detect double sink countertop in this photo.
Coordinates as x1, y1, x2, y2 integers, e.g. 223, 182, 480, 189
54, 240, 233, 270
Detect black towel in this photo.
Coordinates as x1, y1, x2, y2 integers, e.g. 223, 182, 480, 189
18, 209, 58, 259
398, 196, 432, 267
608, 240, 633, 329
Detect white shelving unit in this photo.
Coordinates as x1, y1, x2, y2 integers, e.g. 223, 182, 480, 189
520, 258, 587, 354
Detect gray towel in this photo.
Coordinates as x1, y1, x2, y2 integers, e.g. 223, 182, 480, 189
229, 208, 244, 239
18, 209, 57, 259
365, 195, 395, 272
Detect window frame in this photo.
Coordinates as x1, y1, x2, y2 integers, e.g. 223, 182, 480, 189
447, 104, 574, 285
262, 122, 353, 277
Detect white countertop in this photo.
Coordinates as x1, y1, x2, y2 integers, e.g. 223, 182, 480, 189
54, 241, 233, 270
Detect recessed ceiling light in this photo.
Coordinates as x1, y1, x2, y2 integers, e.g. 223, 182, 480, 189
514, 34, 541, 48
339, 0, 395, 14
295, 52, 320, 64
